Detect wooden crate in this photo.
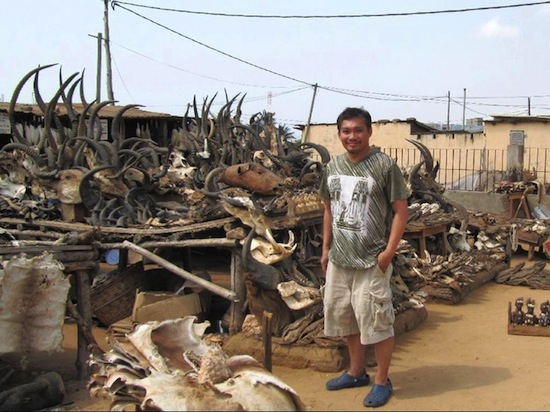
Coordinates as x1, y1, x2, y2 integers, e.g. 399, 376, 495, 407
507, 301, 550, 337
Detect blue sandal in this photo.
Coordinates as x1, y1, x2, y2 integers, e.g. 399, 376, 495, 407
326, 371, 370, 391
363, 379, 393, 407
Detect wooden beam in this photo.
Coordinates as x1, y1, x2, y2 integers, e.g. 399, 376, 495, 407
121, 240, 238, 302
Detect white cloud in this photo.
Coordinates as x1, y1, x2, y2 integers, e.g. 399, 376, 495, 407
479, 17, 519, 38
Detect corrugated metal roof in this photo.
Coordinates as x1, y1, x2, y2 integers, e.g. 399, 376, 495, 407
0, 102, 181, 120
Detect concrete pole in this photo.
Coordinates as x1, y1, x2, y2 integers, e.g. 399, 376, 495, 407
302, 83, 318, 143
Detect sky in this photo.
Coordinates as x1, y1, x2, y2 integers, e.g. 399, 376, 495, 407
2, 0, 550, 131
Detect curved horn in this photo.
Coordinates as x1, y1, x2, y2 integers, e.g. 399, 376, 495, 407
299, 142, 331, 165
407, 139, 433, 173
1, 142, 47, 168
79, 67, 89, 107
87, 100, 117, 141
8, 63, 58, 145
63, 75, 81, 125
76, 99, 97, 137
111, 104, 144, 150
40, 71, 80, 152
79, 165, 115, 209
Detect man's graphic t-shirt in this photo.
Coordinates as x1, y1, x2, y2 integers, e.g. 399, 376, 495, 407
319, 148, 408, 269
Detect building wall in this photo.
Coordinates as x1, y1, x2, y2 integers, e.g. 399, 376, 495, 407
303, 117, 550, 188
484, 120, 550, 150
305, 117, 550, 153
304, 120, 488, 157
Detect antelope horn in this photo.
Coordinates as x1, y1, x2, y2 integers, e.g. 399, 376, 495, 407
1, 142, 47, 168
79, 67, 89, 107
407, 139, 434, 173
233, 93, 247, 125
112, 104, 144, 150
87, 100, 117, 141
8, 63, 58, 145
299, 142, 331, 165
76, 99, 97, 137
62, 75, 81, 126
41, 71, 80, 152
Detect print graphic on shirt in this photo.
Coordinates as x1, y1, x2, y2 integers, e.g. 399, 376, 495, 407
328, 175, 373, 233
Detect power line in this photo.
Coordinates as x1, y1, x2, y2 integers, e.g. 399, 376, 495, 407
109, 39, 291, 89
111, 2, 550, 110
112, 3, 313, 86
112, 1, 550, 19
111, 53, 135, 101
109, 1, 550, 124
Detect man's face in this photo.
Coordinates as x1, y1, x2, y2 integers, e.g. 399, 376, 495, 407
338, 117, 372, 156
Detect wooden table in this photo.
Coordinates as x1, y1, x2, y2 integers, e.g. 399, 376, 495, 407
508, 192, 532, 219
403, 223, 448, 258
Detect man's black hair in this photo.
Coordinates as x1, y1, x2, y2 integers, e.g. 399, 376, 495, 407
336, 107, 372, 131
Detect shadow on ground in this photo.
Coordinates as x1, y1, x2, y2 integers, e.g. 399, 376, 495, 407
390, 364, 512, 400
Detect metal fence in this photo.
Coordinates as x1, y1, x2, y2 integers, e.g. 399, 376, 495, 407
383, 147, 550, 192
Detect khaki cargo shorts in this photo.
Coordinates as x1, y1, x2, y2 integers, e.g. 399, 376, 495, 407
323, 261, 395, 345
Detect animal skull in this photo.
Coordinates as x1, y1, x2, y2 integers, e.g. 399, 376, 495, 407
240, 230, 296, 265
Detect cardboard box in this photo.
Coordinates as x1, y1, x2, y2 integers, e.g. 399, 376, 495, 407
132, 291, 204, 323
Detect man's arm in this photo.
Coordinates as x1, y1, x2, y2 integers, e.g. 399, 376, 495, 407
321, 198, 332, 273
377, 198, 408, 272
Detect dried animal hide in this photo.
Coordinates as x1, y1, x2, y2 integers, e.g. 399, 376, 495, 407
0, 253, 70, 355
245, 275, 294, 337
219, 162, 283, 195
89, 316, 305, 411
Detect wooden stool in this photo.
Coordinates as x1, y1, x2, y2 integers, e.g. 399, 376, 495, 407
403, 223, 448, 259
508, 192, 531, 219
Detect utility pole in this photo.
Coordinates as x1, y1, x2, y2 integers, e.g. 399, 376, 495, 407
302, 83, 318, 143
103, 0, 115, 102
462, 88, 466, 130
96, 32, 102, 103
528, 97, 531, 115
447, 91, 450, 131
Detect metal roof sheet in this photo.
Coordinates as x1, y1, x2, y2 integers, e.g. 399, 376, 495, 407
0, 102, 181, 120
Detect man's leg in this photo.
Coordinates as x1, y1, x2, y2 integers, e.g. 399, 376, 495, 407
373, 336, 394, 384
346, 333, 367, 376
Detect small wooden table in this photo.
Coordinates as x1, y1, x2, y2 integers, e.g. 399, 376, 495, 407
403, 223, 448, 259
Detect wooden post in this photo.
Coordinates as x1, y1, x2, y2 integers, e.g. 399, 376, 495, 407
262, 311, 273, 372
74, 269, 92, 380
301, 83, 318, 144
229, 249, 246, 335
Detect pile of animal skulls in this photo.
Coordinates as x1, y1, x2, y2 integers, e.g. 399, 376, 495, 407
88, 316, 305, 411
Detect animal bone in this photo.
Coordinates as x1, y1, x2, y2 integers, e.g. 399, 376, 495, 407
277, 280, 321, 310
89, 316, 306, 411
240, 231, 296, 265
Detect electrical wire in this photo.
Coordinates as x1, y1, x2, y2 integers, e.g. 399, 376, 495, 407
112, 1, 550, 19
112, 2, 313, 86
109, 39, 290, 89
111, 54, 135, 101
111, 2, 550, 110
108, 1, 550, 124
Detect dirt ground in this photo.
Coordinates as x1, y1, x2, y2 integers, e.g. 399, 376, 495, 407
6, 249, 550, 411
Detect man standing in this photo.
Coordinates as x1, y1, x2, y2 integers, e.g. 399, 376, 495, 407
319, 107, 409, 407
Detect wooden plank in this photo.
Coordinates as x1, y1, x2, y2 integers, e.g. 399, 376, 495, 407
0, 216, 236, 236
0, 245, 94, 255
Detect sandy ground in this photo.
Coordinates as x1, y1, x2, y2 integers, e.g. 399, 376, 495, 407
6, 250, 550, 411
